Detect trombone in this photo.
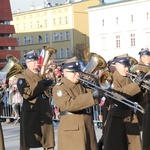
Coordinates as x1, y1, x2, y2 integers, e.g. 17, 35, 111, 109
79, 52, 145, 114
77, 76, 145, 114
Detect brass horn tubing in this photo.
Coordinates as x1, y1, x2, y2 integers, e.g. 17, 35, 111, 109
77, 77, 145, 114
138, 64, 150, 68
127, 72, 150, 90
81, 72, 100, 79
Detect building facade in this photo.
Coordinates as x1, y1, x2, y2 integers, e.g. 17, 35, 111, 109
87, 0, 150, 61
11, 0, 100, 64
0, 0, 20, 68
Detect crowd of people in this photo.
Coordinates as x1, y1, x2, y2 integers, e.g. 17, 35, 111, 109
0, 47, 150, 150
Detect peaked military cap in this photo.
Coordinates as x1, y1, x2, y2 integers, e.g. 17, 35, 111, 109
107, 58, 115, 67
24, 50, 38, 60
113, 53, 130, 66
138, 48, 150, 56
62, 56, 81, 72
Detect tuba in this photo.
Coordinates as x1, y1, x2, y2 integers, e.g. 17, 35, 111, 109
40, 45, 57, 98
0, 55, 24, 101
84, 52, 107, 73
81, 52, 108, 88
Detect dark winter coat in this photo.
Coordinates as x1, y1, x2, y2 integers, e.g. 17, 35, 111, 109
17, 68, 54, 150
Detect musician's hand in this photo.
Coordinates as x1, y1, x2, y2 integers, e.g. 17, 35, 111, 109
43, 79, 53, 86
92, 89, 103, 99
134, 72, 146, 85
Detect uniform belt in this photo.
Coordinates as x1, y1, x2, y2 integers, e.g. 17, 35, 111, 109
60, 110, 91, 116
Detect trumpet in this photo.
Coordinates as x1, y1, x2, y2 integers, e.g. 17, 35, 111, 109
77, 76, 145, 114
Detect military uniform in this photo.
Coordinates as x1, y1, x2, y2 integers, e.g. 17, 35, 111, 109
17, 50, 54, 150
104, 54, 143, 150
134, 48, 150, 150
143, 90, 150, 150
52, 57, 101, 150
133, 62, 150, 131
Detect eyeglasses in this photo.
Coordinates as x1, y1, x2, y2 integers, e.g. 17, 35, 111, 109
66, 71, 79, 73
26, 59, 38, 63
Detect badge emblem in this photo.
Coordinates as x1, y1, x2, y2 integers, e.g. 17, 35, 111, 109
57, 90, 62, 97
19, 79, 23, 85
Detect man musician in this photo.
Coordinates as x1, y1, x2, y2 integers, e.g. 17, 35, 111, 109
17, 50, 55, 150
104, 54, 143, 150
52, 56, 103, 150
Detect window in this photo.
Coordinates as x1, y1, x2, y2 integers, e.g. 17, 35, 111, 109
45, 34, 49, 42
4, 21, 10, 25
65, 31, 69, 40
116, 35, 120, 48
45, 20, 47, 27
23, 37, 27, 45
37, 35, 42, 43
30, 36, 34, 44
53, 33, 58, 42
37, 21, 40, 28
102, 19, 104, 27
130, 34, 135, 47
30, 22, 32, 29
54, 53, 58, 59
59, 17, 62, 24
131, 15, 134, 23
23, 23, 26, 30
53, 18, 56, 25
17, 38, 20, 45
37, 49, 42, 56
116, 17, 118, 25
16, 24, 19, 31
59, 32, 63, 41
65, 16, 68, 24
60, 48, 64, 58
146, 13, 149, 21
66, 48, 70, 58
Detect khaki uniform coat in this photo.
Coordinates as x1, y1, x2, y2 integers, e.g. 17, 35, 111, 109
17, 68, 54, 150
143, 91, 150, 150
135, 63, 150, 150
133, 63, 150, 130
0, 102, 5, 150
104, 70, 143, 150
53, 77, 98, 150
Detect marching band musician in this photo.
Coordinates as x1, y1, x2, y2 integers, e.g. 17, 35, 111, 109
133, 48, 150, 150
133, 48, 150, 73
52, 56, 103, 150
17, 50, 55, 150
98, 59, 116, 150
132, 48, 150, 133
104, 54, 143, 150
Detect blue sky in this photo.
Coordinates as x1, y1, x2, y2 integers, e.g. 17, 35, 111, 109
10, 0, 62, 12
10, 0, 122, 13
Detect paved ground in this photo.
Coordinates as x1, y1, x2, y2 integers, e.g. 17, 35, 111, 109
1, 122, 102, 150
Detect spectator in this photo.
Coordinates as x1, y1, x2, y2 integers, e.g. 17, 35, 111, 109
10, 84, 23, 119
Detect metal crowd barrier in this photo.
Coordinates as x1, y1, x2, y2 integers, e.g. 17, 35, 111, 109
0, 103, 102, 127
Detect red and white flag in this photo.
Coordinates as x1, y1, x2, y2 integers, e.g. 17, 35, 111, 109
38, 49, 45, 68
